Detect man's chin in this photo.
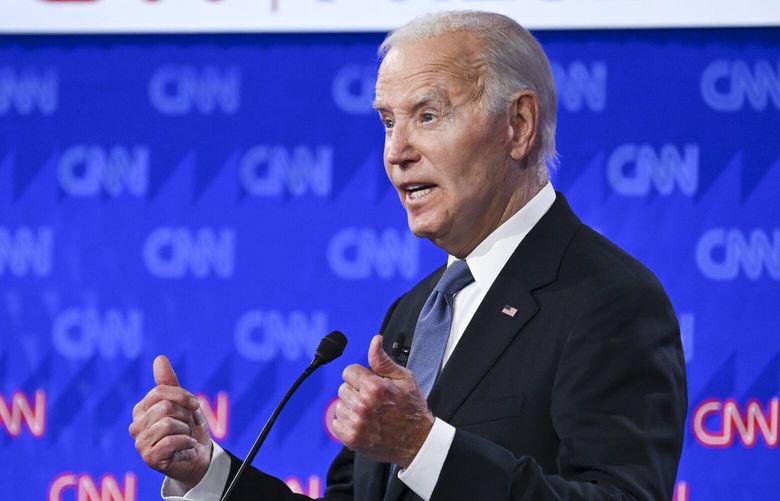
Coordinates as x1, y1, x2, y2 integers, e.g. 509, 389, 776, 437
406, 218, 436, 240
407, 220, 453, 250
407, 219, 472, 257
408, 227, 432, 240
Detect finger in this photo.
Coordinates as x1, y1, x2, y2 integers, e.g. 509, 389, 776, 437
132, 387, 196, 422
337, 382, 361, 408
133, 385, 199, 419
330, 409, 356, 448
139, 397, 197, 427
141, 416, 193, 449
140, 434, 198, 467
154, 355, 180, 387
368, 335, 407, 380
337, 395, 367, 423
130, 399, 194, 439
342, 363, 376, 390
189, 407, 212, 443
334, 399, 353, 424
330, 416, 348, 445
191, 405, 206, 427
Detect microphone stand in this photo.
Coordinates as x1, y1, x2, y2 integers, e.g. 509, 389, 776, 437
220, 359, 319, 501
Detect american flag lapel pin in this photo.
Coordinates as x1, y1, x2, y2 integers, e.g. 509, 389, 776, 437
501, 305, 518, 317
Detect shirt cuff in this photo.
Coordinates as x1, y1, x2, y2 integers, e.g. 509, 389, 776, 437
397, 418, 456, 501
162, 441, 231, 500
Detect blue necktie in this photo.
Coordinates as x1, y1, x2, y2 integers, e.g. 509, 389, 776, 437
406, 259, 475, 398
386, 260, 474, 486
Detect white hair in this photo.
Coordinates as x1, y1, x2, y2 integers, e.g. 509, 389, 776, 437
379, 10, 558, 181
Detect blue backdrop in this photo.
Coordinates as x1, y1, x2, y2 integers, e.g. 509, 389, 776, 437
1, 28, 778, 500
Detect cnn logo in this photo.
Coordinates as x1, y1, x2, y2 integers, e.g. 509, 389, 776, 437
48, 472, 136, 501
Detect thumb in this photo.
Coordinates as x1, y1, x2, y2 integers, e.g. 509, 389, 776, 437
153, 355, 181, 387
368, 335, 407, 380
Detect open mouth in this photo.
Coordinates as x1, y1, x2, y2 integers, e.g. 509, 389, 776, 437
406, 184, 435, 200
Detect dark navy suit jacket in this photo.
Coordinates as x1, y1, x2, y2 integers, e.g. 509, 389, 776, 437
223, 194, 687, 501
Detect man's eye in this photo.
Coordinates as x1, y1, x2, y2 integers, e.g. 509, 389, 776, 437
421, 113, 435, 123
383, 118, 395, 129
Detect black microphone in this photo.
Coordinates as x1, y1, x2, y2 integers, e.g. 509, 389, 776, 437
221, 330, 348, 501
391, 331, 410, 367
314, 330, 348, 366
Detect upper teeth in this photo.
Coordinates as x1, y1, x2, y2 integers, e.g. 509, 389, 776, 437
409, 186, 432, 200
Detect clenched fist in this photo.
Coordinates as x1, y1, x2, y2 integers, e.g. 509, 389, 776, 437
129, 356, 212, 490
331, 335, 434, 468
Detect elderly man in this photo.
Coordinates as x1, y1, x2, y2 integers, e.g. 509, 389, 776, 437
130, 10, 687, 501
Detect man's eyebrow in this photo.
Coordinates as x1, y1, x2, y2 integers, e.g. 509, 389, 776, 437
371, 92, 451, 113
412, 93, 450, 110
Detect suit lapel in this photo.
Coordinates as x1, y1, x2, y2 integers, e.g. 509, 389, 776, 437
428, 193, 581, 420
427, 275, 538, 421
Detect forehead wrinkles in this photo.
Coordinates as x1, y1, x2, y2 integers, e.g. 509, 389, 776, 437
425, 55, 487, 104
376, 44, 488, 109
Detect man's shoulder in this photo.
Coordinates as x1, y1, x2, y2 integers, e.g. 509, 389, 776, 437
563, 223, 668, 296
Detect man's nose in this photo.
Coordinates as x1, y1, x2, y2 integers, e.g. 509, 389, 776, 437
385, 124, 421, 167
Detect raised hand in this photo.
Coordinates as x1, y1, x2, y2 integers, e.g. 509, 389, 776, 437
129, 355, 212, 489
332, 335, 434, 468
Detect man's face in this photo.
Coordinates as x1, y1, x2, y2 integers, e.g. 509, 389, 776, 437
374, 32, 524, 257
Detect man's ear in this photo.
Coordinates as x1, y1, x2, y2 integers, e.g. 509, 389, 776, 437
508, 91, 539, 162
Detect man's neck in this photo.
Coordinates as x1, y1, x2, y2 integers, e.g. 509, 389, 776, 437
444, 177, 546, 259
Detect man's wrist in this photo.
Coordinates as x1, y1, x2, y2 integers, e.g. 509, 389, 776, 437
403, 413, 436, 468
182, 440, 214, 491
397, 418, 456, 501
162, 441, 230, 500
197, 441, 215, 488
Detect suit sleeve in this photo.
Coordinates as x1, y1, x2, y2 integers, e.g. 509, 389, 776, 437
431, 280, 688, 501
218, 446, 355, 501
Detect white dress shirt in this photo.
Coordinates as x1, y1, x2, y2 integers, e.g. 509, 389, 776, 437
163, 183, 556, 500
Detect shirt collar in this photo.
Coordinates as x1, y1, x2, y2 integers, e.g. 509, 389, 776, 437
447, 182, 556, 293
